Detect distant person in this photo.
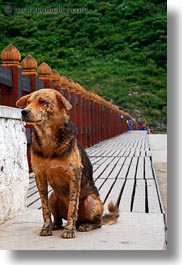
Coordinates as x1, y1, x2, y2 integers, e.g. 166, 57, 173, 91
150, 127, 154, 133
139, 121, 146, 130
128, 118, 133, 131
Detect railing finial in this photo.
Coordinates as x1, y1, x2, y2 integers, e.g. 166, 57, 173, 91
1, 44, 21, 67
38, 62, 52, 79
21, 54, 38, 75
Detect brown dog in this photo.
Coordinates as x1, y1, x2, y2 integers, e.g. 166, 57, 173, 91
16, 88, 119, 239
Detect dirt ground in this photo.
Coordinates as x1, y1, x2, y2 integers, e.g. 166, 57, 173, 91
148, 134, 167, 216
149, 134, 167, 248
154, 162, 167, 249
154, 163, 167, 219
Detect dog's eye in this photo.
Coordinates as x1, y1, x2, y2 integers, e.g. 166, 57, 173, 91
27, 100, 30, 105
39, 99, 46, 105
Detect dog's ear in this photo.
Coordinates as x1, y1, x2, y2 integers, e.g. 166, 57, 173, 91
16, 94, 31, 108
56, 92, 72, 111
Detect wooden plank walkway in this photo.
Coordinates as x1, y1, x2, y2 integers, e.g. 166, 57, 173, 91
27, 131, 164, 217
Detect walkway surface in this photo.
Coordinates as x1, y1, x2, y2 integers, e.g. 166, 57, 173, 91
0, 131, 167, 250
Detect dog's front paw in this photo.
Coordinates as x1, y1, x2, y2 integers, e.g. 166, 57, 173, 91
39, 226, 52, 236
62, 227, 76, 239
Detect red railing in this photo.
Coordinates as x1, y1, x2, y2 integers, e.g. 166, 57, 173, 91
0, 44, 131, 170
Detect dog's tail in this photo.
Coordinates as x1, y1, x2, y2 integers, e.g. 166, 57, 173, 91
102, 201, 119, 225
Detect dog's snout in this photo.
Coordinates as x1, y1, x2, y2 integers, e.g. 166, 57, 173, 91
21, 109, 30, 118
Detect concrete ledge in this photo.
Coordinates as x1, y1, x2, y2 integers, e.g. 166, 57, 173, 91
0, 209, 165, 250
0, 105, 22, 120
0, 106, 29, 223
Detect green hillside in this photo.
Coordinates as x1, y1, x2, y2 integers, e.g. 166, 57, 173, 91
0, 0, 167, 132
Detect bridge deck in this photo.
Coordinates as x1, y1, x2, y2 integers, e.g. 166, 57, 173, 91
27, 131, 164, 217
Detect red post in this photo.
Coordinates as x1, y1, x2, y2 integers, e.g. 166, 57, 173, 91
21, 54, 39, 172
110, 108, 114, 138
81, 90, 87, 147
77, 94, 83, 143
90, 92, 100, 145
52, 69, 61, 92
76, 84, 88, 147
112, 106, 117, 137
96, 95, 102, 143
105, 105, 110, 139
21, 54, 38, 94
60, 75, 70, 100
95, 97, 99, 144
38, 62, 52, 87
100, 101, 105, 141
59, 76, 73, 130
86, 93, 92, 147
69, 80, 76, 125
1, 44, 22, 107
102, 101, 106, 141
88, 92, 95, 146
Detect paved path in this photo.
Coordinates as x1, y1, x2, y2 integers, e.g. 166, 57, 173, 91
0, 131, 166, 250
149, 134, 167, 163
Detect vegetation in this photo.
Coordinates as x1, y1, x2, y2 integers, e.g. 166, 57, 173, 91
0, 0, 167, 132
